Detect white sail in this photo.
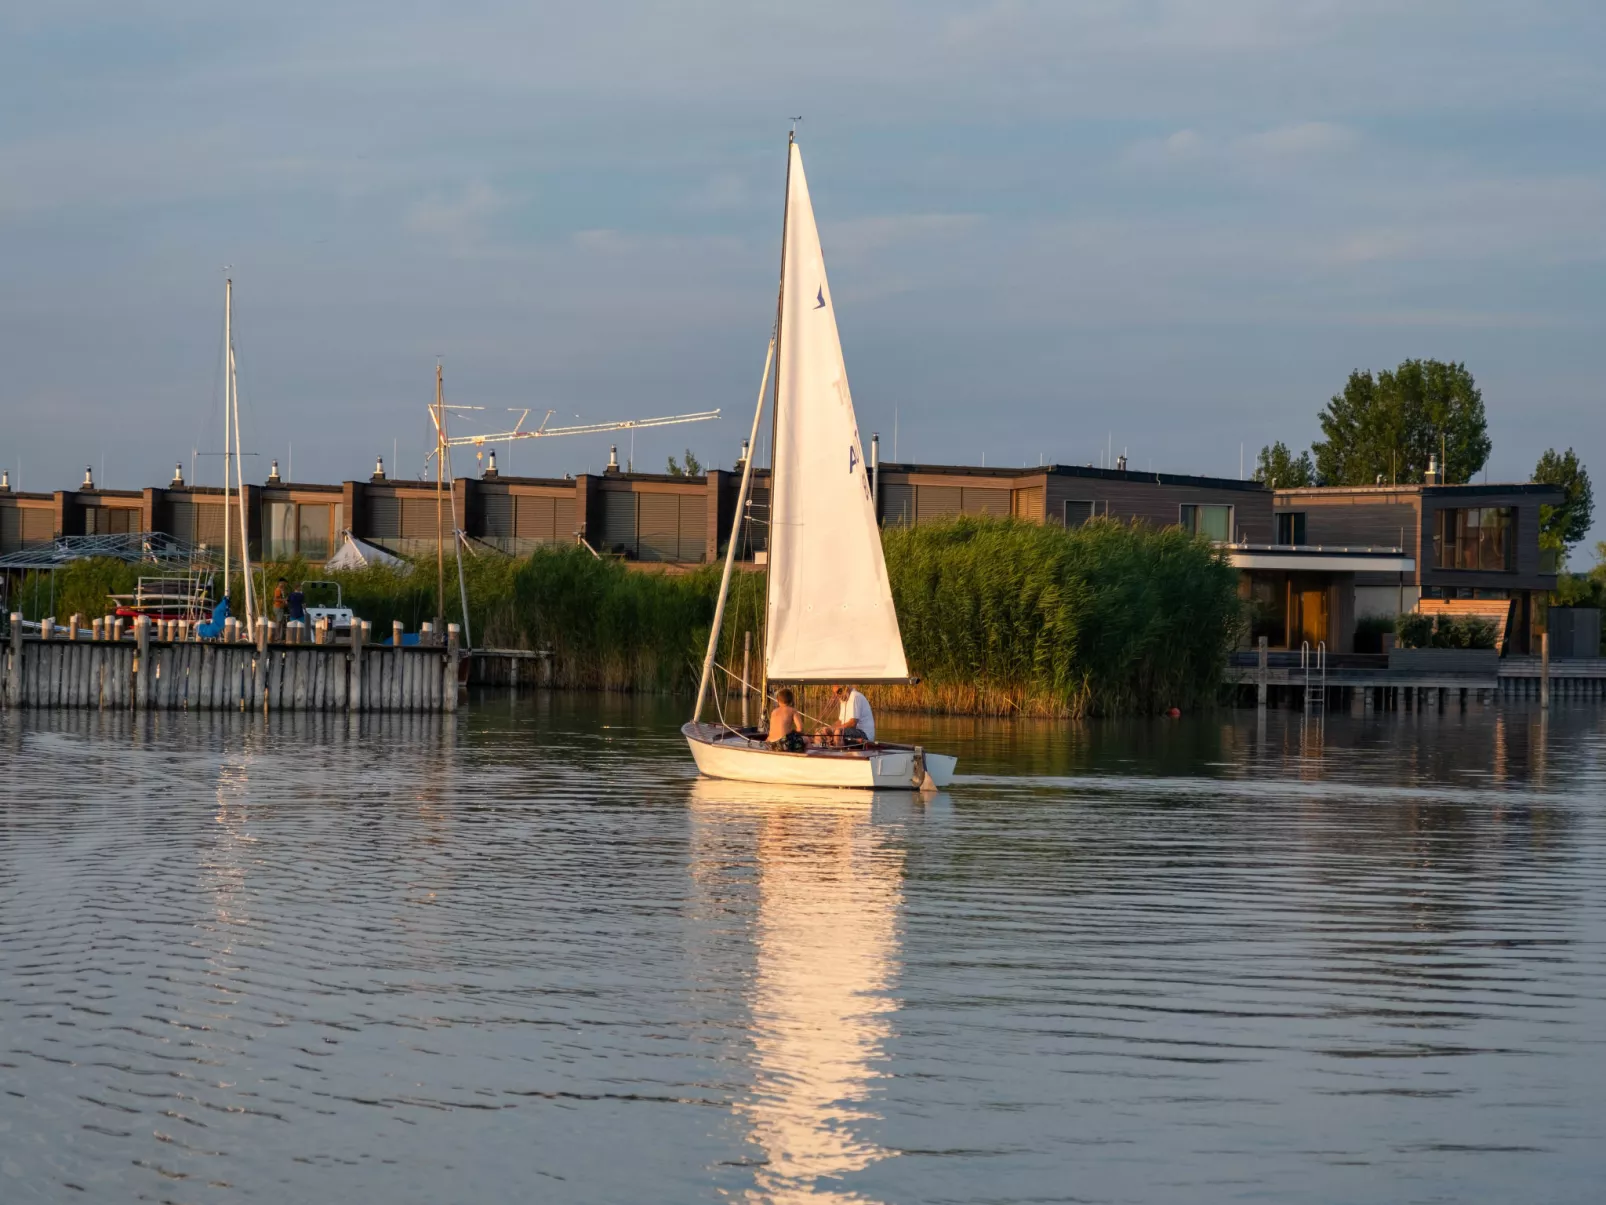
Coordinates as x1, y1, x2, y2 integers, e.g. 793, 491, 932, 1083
765, 142, 909, 683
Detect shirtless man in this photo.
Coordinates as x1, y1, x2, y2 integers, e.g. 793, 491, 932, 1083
766, 688, 805, 751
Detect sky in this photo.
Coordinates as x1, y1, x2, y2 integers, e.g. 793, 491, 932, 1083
3, 2, 1604, 550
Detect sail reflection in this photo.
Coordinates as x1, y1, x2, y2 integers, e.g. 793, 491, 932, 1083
689, 780, 907, 1204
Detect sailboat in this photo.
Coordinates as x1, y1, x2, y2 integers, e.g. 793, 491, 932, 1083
683, 135, 957, 791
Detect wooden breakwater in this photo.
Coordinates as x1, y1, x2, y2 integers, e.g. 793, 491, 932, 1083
3, 613, 462, 712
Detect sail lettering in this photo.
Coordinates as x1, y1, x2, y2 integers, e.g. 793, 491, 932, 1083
849, 446, 858, 474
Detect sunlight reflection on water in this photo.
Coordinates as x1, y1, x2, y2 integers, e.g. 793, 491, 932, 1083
1, 695, 1604, 1204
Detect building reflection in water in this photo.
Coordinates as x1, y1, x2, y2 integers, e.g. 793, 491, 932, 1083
689, 780, 907, 1204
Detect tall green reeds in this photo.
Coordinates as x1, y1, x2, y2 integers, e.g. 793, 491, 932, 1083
8, 518, 1239, 714
881, 517, 1241, 716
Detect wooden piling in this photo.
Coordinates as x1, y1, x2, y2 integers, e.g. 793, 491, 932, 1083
7, 614, 20, 708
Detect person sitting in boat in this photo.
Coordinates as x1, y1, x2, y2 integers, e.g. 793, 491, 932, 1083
767, 688, 806, 752
817, 683, 874, 747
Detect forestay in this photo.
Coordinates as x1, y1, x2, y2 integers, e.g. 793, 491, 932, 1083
764, 142, 909, 683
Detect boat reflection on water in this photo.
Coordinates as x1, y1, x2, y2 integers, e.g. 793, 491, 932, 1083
688, 779, 922, 1203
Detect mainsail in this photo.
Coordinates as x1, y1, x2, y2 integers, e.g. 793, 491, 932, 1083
764, 142, 909, 683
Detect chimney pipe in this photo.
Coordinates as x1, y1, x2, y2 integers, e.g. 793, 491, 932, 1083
372, 456, 387, 481
82, 465, 94, 490
171, 462, 184, 486
607, 445, 619, 472
484, 448, 499, 478
1425, 453, 1439, 486
0, 469, 10, 492
267, 459, 282, 484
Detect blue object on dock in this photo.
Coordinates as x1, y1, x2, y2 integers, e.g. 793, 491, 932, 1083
196, 596, 230, 639
380, 632, 422, 647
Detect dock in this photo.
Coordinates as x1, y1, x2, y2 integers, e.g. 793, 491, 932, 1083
1228, 644, 1606, 710
3, 613, 462, 712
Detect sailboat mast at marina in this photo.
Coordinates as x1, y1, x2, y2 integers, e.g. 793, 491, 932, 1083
684, 136, 954, 790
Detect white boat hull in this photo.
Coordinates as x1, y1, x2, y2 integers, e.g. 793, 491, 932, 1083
683, 723, 956, 791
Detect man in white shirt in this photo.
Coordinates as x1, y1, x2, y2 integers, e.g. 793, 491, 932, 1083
818, 683, 875, 747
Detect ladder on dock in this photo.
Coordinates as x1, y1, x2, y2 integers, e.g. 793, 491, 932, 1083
1301, 641, 1327, 711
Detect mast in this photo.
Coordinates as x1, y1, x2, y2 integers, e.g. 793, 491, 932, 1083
757, 130, 794, 710
434, 363, 447, 626
222, 278, 232, 605
692, 334, 774, 723
229, 284, 255, 624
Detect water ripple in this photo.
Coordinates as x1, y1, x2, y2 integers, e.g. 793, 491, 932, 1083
2, 698, 1604, 1204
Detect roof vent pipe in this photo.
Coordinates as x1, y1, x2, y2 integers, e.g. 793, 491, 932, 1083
608, 445, 619, 470
0, 469, 10, 492
171, 462, 184, 486
484, 448, 499, 478
1425, 453, 1439, 486
267, 459, 282, 484
82, 465, 94, 490
372, 456, 386, 481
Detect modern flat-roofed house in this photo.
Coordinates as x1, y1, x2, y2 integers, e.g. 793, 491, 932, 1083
872, 461, 1275, 540
1272, 480, 1562, 654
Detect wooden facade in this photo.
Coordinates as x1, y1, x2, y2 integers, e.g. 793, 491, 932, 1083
1272, 482, 1564, 654
1, 458, 1276, 564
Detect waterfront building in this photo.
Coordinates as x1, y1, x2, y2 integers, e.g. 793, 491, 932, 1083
0, 455, 1563, 656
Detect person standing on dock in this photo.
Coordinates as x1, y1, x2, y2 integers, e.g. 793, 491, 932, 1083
287, 582, 305, 625
272, 577, 289, 624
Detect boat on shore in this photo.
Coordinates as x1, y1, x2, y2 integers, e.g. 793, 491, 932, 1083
683, 133, 957, 792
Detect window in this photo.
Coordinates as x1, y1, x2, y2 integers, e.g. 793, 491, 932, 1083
1180, 503, 1234, 543
264, 500, 339, 559
1275, 512, 1306, 546
1434, 507, 1513, 571
1064, 500, 1097, 528
84, 506, 136, 535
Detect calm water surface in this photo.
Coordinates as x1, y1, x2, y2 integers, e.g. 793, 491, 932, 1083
2, 694, 1603, 1203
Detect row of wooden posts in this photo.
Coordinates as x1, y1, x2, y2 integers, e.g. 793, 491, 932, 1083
3, 612, 462, 712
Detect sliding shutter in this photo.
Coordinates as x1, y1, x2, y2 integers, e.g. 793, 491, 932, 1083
637, 494, 679, 562
677, 497, 706, 562
482, 493, 514, 538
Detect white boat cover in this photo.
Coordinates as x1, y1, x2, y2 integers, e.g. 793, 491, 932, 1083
764, 142, 909, 683
325, 530, 405, 572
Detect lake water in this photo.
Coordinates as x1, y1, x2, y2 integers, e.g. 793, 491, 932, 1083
2, 694, 1603, 1204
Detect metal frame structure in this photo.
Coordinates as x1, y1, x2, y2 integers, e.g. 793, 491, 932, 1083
0, 532, 218, 571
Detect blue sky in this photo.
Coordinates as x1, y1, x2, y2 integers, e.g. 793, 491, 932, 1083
3, 2, 1604, 548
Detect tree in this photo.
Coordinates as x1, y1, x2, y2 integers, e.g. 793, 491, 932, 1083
1311, 359, 1491, 486
665, 449, 704, 477
1533, 447, 1594, 560
1253, 441, 1315, 488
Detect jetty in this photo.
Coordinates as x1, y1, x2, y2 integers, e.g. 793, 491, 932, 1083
3, 614, 462, 712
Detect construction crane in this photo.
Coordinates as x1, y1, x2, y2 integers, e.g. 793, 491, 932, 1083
431, 405, 721, 450
421, 370, 720, 644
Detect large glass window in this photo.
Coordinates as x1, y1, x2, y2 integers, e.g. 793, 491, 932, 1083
264, 500, 338, 560
1180, 503, 1234, 543
264, 502, 295, 558
1276, 512, 1306, 545
1434, 507, 1513, 571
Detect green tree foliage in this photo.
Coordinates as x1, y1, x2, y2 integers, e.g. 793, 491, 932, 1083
1252, 441, 1315, 488
1532, 447, 1594, 559
1312, 359, 1491, 486
665, 449, 704, 477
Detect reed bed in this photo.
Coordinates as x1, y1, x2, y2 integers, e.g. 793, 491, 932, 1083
10, 518, 1238, 715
